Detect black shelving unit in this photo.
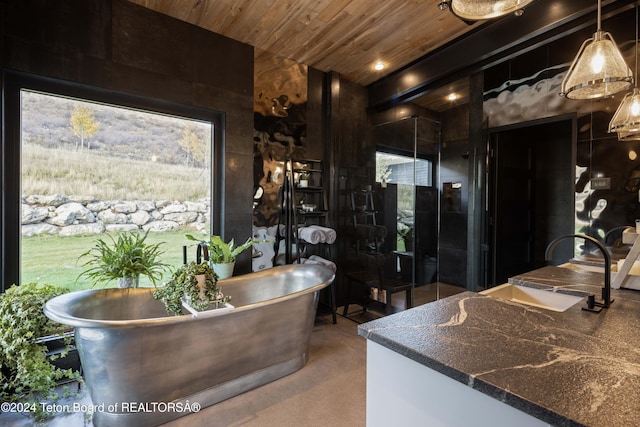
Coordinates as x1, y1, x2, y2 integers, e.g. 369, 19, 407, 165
293, 159, 329, 226
278, 159, 337, 323
343, 186, 414, 316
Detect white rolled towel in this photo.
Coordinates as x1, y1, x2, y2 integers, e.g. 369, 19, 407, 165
309, 225, 337, 244
298, 226, 322, 244
308, 255, 337, 272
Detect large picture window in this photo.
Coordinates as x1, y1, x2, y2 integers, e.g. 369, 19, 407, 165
2, 73, 223, 291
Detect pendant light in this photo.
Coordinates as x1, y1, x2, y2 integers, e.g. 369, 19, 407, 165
609, 6, 640, 139
560, 0, 632, 99
616, 131, 640, 141
449, 0, 534, 20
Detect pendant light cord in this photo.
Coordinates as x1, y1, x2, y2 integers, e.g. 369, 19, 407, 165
635, 5, 638, 85
597, 0, 602, 32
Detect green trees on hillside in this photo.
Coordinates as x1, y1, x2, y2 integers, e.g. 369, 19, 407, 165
376, 155, 393, 184
178, 126, 208, 167
70, 106, 100, 150
24, 91, 212, 165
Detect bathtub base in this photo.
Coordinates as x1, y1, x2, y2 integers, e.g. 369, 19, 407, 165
93, 354, 308, 427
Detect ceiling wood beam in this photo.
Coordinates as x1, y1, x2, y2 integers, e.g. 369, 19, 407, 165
367, 0, 638, 112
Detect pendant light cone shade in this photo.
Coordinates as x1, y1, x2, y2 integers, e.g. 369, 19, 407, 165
609, 87, 640, 134
616, 130, 640, 141
609, 6, 640, 140
560, 30, 633, 99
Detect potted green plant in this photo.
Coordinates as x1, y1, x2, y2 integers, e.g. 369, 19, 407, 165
185, 234, 254, 279
0, 282, 82, 421
398, 225, 414, 252
153, 261, 231, 316
77, 231, 169, 288
298, 171, 310, 187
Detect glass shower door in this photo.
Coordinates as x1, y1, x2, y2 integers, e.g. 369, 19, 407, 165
373, 116, 440, 295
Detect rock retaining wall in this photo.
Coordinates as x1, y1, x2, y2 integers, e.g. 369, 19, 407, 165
21, 195, 209, 236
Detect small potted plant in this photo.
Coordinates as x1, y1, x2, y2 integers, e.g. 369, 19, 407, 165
298, 171, 310, 187
185, 234, 254, 279
398, 224, 414, 252
0, 282, 82, 421
77, 231, 169, 288
153, 261, 231, 316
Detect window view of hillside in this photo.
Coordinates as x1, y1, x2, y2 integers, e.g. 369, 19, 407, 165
20, 91, 213, 290
376, 152, 433, 252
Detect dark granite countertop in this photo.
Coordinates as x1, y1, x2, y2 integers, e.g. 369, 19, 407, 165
357, 266, 640, 427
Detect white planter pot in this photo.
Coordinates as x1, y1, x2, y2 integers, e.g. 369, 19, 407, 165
118, 276, 139, 288
180, 299, 234, 318
212, 262, 235, 280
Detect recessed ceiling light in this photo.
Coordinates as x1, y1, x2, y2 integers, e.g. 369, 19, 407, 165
447, 93, 458, 101
374, 61, 385, 71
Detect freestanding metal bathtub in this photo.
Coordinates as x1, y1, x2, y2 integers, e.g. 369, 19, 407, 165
44, 264, 334, 427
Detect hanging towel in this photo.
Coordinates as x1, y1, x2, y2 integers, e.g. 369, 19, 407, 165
298, 226, 323, 244
309, 225, 337, 244
308, 255, 337, 272
355, 224, 376, 240
374, 225, 387, 241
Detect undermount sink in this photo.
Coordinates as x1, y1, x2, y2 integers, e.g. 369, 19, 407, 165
559, 262, 605, 273
559, 261, 640, 290
480, 283, 584, 312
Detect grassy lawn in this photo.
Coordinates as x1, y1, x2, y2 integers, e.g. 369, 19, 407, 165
21, 230, 201, 292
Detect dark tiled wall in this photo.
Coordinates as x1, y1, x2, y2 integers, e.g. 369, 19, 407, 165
439, 104, 470, 287
328, 75, 373, 304
0, 0, 256, 273
306, 68, 326, 162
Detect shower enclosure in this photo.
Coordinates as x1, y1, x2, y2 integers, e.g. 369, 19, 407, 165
371, 116, 441, 295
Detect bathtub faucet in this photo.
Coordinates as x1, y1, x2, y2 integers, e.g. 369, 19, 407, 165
545, 234, 613, 313
196, 243, 209, 264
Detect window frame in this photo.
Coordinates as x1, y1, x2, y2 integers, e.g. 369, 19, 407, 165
1, 71, 225, 291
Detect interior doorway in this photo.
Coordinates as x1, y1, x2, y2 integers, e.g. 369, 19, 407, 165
486, 117, 575, 286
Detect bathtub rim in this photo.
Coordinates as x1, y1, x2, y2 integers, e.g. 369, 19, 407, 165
44, 264, 334, 329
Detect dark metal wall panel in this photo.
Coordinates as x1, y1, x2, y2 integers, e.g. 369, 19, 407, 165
0, 0, 256, 280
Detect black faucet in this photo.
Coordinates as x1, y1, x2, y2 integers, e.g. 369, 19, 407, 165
545, 234, 613, 313
604, 225, 633, 246
196, 243, 209, 264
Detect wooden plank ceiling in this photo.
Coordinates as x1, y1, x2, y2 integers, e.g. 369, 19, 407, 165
128, 0, 481, 91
